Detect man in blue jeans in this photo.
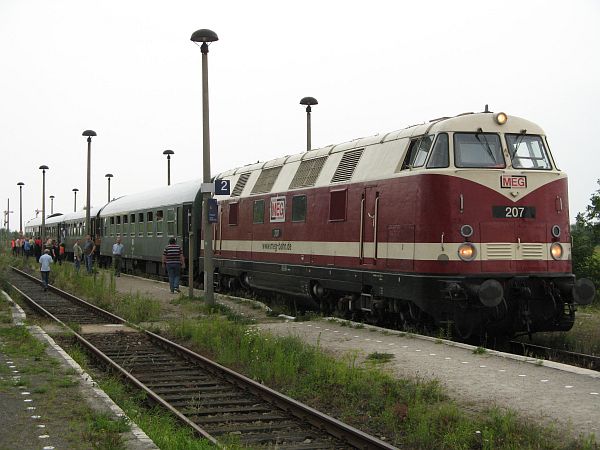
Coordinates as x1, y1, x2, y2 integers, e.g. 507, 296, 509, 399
83, 235, 95, 274
162, 238, 185, 293
39, 249, 53, 291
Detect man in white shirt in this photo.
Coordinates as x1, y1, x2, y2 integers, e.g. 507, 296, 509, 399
39, 249, 53, 291
112, 237, 125, 277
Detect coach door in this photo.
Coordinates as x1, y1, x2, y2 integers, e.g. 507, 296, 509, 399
360, 187, 380, 265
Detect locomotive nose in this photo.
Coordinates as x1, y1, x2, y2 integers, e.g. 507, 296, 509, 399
573, 278, 595, 305
478, 279, 504, 307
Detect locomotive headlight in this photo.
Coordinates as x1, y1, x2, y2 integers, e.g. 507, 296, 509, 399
458, 243, 476, 261
495, 112, 508, 125
550, 242, 563, 260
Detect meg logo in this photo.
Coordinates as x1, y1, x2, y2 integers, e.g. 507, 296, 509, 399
501, 175, 527, 189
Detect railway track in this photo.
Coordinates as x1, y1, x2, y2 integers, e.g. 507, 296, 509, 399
7, 267, 396, 449
509, 340, 600, 371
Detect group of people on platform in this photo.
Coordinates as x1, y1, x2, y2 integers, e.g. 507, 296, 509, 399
10, 235, 186, 294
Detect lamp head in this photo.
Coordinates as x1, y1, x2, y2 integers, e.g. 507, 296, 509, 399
72, 188, 79, 192
300, 97, 318, 106
17, 182, 24, 186
163, 149, 175, 156
82, 130, 97, 137
105, 173, 113, 178
190, 29, 219, 43
39, 165, 49, 170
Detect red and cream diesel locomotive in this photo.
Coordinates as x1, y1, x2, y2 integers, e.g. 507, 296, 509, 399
210, 109, 594, 337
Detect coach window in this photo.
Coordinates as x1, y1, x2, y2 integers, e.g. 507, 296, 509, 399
146, 211, 153, 237
292, 195, 307, 222
167, 209, 175, 236
116, 215, 121, 236
454, 133, 505, 168
109, 216, 115, 237
426, 133, 449, 168
253, 200, 264, 224
130, 214, 136, 236
329, 189, 347, 221
122, 215, 129, 236
229, 202, 239, 226
138, 212, 144, 237
156, 210, 164, 237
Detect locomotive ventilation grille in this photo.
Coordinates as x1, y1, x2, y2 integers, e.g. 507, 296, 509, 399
231, 172, 250, 196
519, 243, 545, 260
331, 149, 364, 183
251, 166, 282, 194
484, 243, 513, 260
289, 156, 328, 189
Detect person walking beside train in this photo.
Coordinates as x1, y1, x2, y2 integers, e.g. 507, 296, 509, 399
112, 237, 124, 277
83, 235, 96, 274
162, 238, 185, 294
39, 249, 53, 291
73, 239, 83, 273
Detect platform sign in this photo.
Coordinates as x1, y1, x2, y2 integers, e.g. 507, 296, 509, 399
270, 196, 286, 222
214, 179, 231, 195
208, 198, 218, 223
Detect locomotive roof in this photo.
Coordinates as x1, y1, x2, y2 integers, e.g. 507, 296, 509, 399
214, 111, 549, 199
99, 179, 202, 216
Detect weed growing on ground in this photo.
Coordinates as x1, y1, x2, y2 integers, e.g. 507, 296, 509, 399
473, 346, 487, 355
366, 352, 395, 363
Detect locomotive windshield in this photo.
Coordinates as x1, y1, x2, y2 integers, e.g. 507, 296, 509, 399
454, 133, 505, 168
505, 134, 552, 169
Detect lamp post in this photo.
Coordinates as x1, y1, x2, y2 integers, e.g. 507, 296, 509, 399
39, 165, 49, 243
82, 130, 97, 236
49, 195, 55, 215
163, 150, 174, 186
17, 182, 24, 234
191, 28, 218, 305
300, 97, 318, 151
72, 188, 78, 212
105, 174, 113, 202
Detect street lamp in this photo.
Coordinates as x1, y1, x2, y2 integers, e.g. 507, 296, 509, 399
105, 174, 113, 202
163, 150, 174, 186
17, 182, 24, 234
82, 130, 97, 236
300, 97, 318, 151
191, 27, 218, 305
49, 195, 55, 215
72, 188, 78, 212
39, 165, 49, 243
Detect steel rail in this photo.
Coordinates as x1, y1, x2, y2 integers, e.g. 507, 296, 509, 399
509, 340, 599, 371
8, 267, 397, 449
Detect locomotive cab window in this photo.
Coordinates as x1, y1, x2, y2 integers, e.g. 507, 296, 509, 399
454, 133, 505, 168
292, 195, 307, 222
399, 135, 433, 170
426, 133, 449, 168
505, 134, 552, 170
253, 200, 264, 224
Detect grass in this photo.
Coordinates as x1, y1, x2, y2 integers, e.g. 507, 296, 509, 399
168, 316, 596, 449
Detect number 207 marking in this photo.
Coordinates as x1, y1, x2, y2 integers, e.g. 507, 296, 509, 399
505, 207, 525, 218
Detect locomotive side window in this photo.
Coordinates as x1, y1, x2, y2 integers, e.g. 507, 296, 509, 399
427, 133, 449, 168
505, 134, 552, 170
253, 200, 264, 224
292, 195, 307, 222
454, 133, 505, 168
329, 189, 347, 221
229, 202, 239, 225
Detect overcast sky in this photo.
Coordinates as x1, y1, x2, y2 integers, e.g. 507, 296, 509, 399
1, 0, 599, 230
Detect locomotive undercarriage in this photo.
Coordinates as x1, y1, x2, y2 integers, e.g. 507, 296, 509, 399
214, 258, 586, 340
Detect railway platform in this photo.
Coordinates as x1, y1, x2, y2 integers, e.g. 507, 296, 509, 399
107, 274, 600, 441
0, 291, 159, 450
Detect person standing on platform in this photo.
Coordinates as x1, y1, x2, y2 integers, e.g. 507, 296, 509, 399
162, 238, 185, 293
73, 239, 83, 273
83, 235, 96, 274
39, 249, 53, 291
112, 237, 124, 277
